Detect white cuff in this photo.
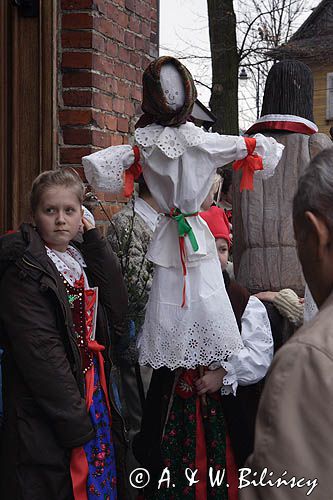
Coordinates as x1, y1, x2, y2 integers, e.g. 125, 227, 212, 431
221, 361, 238, 396
209, 361, 239, 396
252, 133, 284, 179
82, 145, 134, 193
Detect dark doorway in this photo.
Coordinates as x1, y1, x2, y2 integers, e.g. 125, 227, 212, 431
0, 0, 56, 232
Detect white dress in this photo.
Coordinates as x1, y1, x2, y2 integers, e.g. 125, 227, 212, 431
83, 122, 284, 370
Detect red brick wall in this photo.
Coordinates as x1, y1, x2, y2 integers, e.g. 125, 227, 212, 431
58, 0, 159, 231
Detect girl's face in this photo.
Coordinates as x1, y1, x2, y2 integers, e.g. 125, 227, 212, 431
216, 238, 229, 271
33, 186, 83, 252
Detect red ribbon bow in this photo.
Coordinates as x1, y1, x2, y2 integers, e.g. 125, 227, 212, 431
233, 137, 263, 192
123, 145, 143, 198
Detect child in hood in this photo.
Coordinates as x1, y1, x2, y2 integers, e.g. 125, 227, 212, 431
199, 205, 273, 468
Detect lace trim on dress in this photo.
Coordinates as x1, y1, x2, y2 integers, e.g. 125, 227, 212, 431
135, 122, 208, 159
137, 311, 244, 370
82, 145, 134, 192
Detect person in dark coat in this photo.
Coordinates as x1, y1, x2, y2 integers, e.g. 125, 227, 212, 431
0, 169, 129, 500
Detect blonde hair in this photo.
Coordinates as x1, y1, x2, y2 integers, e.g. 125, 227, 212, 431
30, 169, 84, 214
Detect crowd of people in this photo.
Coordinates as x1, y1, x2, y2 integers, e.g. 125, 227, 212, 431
0, 55, 332, 500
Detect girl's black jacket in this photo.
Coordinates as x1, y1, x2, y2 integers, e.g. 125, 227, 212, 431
0, 224, 129, 499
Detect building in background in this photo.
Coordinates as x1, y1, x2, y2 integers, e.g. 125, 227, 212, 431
0, 0, 159, 232
271, 0, 333, 135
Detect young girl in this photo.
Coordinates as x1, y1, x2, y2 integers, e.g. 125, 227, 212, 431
0, 170, 128, 500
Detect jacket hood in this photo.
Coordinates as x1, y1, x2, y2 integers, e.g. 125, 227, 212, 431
0, 224, 51, 278
0, 230, 26, 277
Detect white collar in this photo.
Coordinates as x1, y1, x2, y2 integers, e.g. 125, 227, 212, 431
46, 245, 87, 287
135, 122, 207, 159
134, 197, 159, 232
254, 114, 318, 132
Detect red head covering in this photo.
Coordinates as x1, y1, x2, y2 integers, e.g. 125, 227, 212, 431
200, 206, 231, 248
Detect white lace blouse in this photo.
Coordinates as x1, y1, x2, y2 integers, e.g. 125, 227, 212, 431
211, 296, 274, 395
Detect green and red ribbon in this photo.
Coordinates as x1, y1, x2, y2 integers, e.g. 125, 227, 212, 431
169, 208, 199, 307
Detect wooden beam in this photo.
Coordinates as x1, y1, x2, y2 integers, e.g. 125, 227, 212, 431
0, 2, 9, 232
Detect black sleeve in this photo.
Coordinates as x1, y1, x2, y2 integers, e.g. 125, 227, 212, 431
0, 266, 94, 448
81, 228, 128, 336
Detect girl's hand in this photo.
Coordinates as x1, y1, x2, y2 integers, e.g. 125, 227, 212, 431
82, 216, 95, 232
195, 367, 227, 395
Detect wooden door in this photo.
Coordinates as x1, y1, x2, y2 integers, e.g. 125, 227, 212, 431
0, 0, 56, 232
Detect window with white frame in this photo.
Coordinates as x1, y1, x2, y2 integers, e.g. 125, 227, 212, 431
326, 73, 333, 120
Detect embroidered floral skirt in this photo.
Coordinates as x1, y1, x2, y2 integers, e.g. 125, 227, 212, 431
144, 368, 238, 500
71, 357, 117, 499
84, 357, 117, 499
